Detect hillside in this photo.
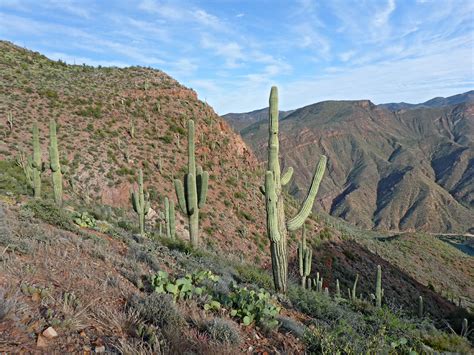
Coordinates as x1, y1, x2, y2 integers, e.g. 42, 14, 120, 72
0, 41, 473, 353
0, 40, 276, 262
223, 108, 293, 133
231, 99, 474, 233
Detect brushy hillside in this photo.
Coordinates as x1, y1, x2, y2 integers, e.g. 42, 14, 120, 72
0, 200, 472, 353
0, 40, 279, 263
231, 99, 474, 233
0, 41, 473, 353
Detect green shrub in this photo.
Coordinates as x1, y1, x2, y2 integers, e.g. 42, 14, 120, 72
0, 160, 28, 196
220, 283, 280, 328
151, 270, 219, 301
235, 264, 273, 290
23, 199, 75, 232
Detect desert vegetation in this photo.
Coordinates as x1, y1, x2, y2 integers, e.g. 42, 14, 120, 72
0, 41, 472, 353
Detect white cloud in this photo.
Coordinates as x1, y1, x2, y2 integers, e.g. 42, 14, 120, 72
339, 50, 356, 62
138, 0, 183, 20
200, 35, 245, 68
374, 0, 396, 27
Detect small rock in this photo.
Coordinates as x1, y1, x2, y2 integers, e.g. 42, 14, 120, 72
83, 345, 91, 352
37, 334, 48, 348
95, 345, 106, 353
42, 326, 58, 339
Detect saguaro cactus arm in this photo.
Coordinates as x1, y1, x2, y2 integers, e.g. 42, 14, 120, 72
174, 179, 187, 214
196, 165, 208, 208
287, 155, 327, 231
281, 167, 293, 186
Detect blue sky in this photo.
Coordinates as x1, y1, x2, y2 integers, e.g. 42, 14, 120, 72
1, 0, 473, 113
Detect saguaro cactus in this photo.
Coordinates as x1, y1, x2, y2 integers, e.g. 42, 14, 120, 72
165, 197, 176, 239
336, 279, 341, 298
49, 120, 63, 205
351, 274, 359, 300
174, 119, 209, 247
19, 123, 42, 197
298, 226, 312, 288
131, 169, 150, 236
418, 296, 424, 318
263, 86, 327, 293
376, 265, 382, 308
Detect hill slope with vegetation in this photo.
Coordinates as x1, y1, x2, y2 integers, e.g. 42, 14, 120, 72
0, 41, 472, 353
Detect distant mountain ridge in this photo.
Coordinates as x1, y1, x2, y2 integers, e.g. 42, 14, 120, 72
380, 90, 474, 111
223, 93, 474, 233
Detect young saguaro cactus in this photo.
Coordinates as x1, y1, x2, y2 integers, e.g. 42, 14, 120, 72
164, 197, 176, 239
131, 169, 150, 236
19, 123, 42, 198
49, 120, 63, 205
31, 123, 42, 198
351, 274, 359, 300
298, 225, 312, 288
263, 86, 327, 293
174, 119, 209, 247
375, 265, 382, 308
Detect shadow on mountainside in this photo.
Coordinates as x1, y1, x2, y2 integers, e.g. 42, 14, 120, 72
289, 237, 473, 337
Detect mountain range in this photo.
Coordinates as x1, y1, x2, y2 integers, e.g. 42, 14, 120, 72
223, 92, 474, 233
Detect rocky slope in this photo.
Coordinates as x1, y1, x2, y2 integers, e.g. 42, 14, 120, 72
226, 97, 474, 233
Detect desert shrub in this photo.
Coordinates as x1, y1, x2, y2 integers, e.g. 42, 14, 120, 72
158, 236, 206, 258
129, 293, 185, 330
422, 332, 472, 353
22, 199, 76, 232
0, 160, 28, 196
235, 264, 273, 290
127, 242, 161, 271
0, 287, 24, 321
204, 318, 241, 345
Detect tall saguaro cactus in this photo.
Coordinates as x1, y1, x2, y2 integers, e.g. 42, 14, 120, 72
164, 197, 176, 239
174, 119, 209, 247
298, 226, 312, 288
49, 120, 63, 205
375, 265, 382, 308
131, 169, 150, 236
263, 86, 327, 293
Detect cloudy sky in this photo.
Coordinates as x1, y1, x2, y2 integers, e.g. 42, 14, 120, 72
1, 0, 473, 113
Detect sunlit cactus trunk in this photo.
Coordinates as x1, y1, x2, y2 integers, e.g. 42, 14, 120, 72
165, 196, 176, 239
131, 169, 150, 236
174, 120, 209, 247
263, 86, 327, 293
49, 120, 63, 205
298, 225, 312, 288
